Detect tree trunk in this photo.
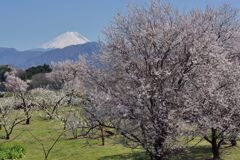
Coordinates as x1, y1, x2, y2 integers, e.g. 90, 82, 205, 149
230, 130, 238, 146
63, 122, 66, 130
5, 134, 10, 140
100, 127, 105, 146
231, 139, 237, 146
211, 129, 220, 160
25, 117, 31, 125
49, 115, 53, 120
73, 128, 78, 139
25, 110, 31, 125
152, 136, 166, 160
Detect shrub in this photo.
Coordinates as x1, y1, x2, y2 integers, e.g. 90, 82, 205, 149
0, 144, 25, 160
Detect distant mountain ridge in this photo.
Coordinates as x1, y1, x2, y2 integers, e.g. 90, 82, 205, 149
0, 42, 100, 68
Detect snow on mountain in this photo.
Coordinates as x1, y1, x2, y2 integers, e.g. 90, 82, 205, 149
41, 32, 89, 49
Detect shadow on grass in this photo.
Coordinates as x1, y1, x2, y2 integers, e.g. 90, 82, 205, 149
98, 146, 212, 160
169, 146, 212, 160
98, 152, 150, 160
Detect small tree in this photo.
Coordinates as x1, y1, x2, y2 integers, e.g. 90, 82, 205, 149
78, 92, 116, 146
0, 97, 25, 140
184, 54, 240, 160
32, 88, 68, 120
181, 4, 240, 160
48, 60, 85, 92
29, 131, 65, 160
4, 72, 35, 125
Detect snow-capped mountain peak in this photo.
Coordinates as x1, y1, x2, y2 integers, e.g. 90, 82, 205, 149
41, 32, 89, 49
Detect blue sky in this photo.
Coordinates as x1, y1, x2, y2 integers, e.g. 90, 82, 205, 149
0, 0, 239, 50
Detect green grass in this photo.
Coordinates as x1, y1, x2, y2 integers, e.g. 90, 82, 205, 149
0, 111, 240, 160
0, 112, 143, 160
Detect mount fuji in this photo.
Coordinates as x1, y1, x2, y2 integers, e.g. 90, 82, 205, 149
0, 32, 100, 68
42, 32, 90, 49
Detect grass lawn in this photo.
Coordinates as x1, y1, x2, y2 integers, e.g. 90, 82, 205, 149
0, 112, 144, 160
0, 111, 239, 160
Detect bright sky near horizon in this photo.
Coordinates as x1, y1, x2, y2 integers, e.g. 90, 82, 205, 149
0, 0, 239, 50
